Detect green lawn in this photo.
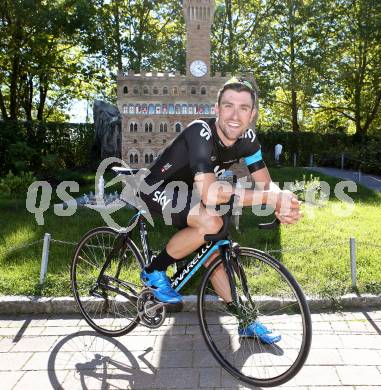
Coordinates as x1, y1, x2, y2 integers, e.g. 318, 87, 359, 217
0, 167, 380, 299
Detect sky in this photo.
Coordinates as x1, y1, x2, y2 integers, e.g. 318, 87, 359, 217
68, 99, 92, 123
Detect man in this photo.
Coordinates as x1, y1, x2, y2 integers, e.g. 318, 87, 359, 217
138, 77, 301, 343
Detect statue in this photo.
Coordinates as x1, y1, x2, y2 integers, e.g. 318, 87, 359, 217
93, 100, 122, 158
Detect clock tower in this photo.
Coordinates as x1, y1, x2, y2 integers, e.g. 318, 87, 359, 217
183, 0, 215, 78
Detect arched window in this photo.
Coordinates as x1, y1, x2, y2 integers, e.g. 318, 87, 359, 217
129, 123, 134, 132
123, 86, 128, 94
130, 155, 134, 163
159, 122, 168, 132
201, 87, 207, 95
133, 86, 139, 94
150, 154, 154, 163
145, 122, 153, 132
175, 123, 181, 133
134, 123, 138, 132
134, 154, 138, 163
145, 154, 149, 163
153, 86, 158, 95
143, 86, 149, 95
191, 86, 197, 95
163, 86, 169, 95
172, 86, 178, 95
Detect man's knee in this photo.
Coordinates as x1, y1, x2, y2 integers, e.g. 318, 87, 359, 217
201, 215, 223, 234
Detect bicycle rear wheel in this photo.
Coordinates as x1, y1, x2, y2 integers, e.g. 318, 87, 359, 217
198, 246, 312, 387
71, 227, 144, 336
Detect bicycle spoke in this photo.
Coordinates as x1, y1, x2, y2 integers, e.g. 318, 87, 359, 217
198, 248, 311, 387
71, 228, 144, 336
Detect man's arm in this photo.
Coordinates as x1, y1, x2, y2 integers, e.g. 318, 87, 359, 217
250, 167, 301, 224
194, 168, 278, 209
194, 167, 301, 225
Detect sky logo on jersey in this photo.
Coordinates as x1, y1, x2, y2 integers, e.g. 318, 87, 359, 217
214, 165, 225, 177
152, 190, 171, 210
160, 163, 172, 173
240, 128, 256, 143
200, 123, 212, 141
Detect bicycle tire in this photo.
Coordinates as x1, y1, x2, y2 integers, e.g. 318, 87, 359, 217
71, 227, 144, 337
198, 246, 312, 387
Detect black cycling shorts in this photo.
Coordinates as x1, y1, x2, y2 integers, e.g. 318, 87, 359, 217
139, 184, 198, 229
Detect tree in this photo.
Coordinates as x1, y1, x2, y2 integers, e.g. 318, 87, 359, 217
312, 0, 381, 134
0, 0, 97, 121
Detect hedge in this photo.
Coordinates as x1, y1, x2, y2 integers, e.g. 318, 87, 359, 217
0, 121, 98, 176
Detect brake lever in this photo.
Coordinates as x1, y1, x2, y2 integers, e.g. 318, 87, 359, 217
258, 218, 280, 230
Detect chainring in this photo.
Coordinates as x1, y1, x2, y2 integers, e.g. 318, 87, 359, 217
137, 288, 167, 328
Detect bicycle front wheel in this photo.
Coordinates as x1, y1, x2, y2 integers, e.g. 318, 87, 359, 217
198, 247, 312, 387
71, 227, 144, 337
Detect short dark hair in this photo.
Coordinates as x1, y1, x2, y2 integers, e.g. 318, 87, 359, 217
217, 76, 259, 109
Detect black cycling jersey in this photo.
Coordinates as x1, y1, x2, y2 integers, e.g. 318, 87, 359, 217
139, 118, 266, 228
145, 117, 266, 187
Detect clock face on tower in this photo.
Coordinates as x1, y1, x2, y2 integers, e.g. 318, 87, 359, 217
190, 60, 208, 77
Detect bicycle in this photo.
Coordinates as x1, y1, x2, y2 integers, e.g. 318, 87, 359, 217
70, 168, 312, 388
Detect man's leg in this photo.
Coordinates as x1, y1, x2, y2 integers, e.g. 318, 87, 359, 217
168, 203, 233, 302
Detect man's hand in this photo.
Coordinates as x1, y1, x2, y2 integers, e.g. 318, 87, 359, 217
270, 190, 302, 225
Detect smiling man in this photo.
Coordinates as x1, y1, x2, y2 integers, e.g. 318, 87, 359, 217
138, 77, 301, 343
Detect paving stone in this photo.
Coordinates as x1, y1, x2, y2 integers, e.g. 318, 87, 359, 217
199, 367, 221, 387
154, 367, 199, 388
0, 310, 381, 389
340, 334, 381, 349
339, 348, 381, 365
306, 348, 343, 365
311, 334, 344, 349
337, 366, 381, 385
186, 324, 202, 335
1, 371, 25, 390
308, 387, 354, 390
112, 349, 155, 370
118, 335, 157, 351
293, 366, 341, 386
0, 337, 16, 352
154, 334, 193, 350
104, 367, 156, 389
45, 315, 82, 327
22, 351, 74, 371
13, 369, 57, 389
192, 348, 220, 368
152, 349, 193, 368
0, 351, 32, 370
11, 335, 59, 352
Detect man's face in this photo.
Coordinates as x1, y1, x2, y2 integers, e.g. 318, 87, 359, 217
215, 89, 256, 146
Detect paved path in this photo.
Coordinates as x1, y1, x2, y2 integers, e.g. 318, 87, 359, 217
307, 167, 381, 192
1, 310, 381, 390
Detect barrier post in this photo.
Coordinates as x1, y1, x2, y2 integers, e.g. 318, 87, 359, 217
350, 237, 357, 289
40, 233, 51, 284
